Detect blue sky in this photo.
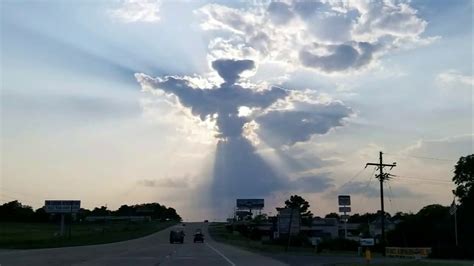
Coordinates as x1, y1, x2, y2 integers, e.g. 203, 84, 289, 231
1, 0, 472, 220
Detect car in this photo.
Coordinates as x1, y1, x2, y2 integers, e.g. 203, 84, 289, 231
169, 229, 185, 244
193, 232, 204, 243
204, 220, 208, 223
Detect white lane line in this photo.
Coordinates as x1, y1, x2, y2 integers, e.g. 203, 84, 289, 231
205, 242, 236, 266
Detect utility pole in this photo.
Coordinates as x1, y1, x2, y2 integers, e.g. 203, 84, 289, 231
365, 151, 396, 256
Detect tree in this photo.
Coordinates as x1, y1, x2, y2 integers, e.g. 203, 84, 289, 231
284, 195, 313, 225
325, 212, 340, 219
452, 154, 474, 205
0, 200, 34, 222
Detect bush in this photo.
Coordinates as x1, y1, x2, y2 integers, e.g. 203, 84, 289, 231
317, 238, 359, 252
430, 246, 474, 259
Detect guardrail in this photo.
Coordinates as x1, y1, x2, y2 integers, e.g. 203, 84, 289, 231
386, 247, 432, 258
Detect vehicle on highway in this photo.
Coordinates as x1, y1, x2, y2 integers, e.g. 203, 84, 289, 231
204, 220, 208, 223
193, 233, 204, 243
193, 229, 204, 243
169, 229, 185, 244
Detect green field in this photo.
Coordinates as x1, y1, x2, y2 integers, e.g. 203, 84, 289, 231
0, 220, 176, 249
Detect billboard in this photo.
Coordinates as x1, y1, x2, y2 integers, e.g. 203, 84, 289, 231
338, 195, 351, 206
339, 206, 351, 213
278, 208, 300, 235
236, 199, 264, 209
44, 200, 81, 213
360, 238, 375, 246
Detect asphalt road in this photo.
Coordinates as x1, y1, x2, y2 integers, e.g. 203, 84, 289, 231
0, 222, 286, 266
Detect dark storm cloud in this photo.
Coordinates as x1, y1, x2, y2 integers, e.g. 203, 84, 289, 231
136, 59, 287, 138
299, 42, 378, 72
211, 59, 255, 84
136, 59, 353, 205
257, 102, 352, 146
211, 137, 286, 198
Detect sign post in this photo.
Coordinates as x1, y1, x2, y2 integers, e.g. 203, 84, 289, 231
338, 195, 351, 239
449, 197, 458, 246
45, 200, 81, 237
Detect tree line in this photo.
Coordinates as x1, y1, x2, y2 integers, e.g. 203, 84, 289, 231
0, 201, 182, 222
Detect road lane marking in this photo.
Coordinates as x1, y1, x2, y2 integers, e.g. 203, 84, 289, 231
205, 242, 236, 266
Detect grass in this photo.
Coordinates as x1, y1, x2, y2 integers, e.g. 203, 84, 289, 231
208, 223, 473, 266
0, 220, 177, 249
339, 261, 472, 266
208, 222, 316, 254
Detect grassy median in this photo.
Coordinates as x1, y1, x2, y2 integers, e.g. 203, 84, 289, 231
0, 220, 176, 249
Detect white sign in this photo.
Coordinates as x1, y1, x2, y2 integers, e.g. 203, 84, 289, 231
45, 200, 81, 213
360, 238, 375, 246
339, 206, 351, 213
338, 195, 351, 206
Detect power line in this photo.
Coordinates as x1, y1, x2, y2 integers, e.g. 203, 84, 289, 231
384, 152, 454, 162
365, 151, 397, 256
337, 167, 367, 191
355, 168, 376, 212
386, 181, 398, 213
393, 175, 452, 184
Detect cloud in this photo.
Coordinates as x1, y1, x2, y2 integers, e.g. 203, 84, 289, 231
257, 101, 352, 146
299, 42, 380, 72
195, 0, 435, 73
436, 70, 474, 89
211, 59, 255, 84
338, 180, 418, 198
109, 0, 161, 23
290, 173, 334, 193
135, 59, 352, 145
403, 135, 474, 160
138, 177, 189, 188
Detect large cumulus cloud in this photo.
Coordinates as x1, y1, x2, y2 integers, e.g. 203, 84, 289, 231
136, 59, 352, 144
196, 0, 435, 73
135, 59, 351, 202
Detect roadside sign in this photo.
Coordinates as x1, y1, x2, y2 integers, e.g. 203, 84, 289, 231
340, 214, 350, 220
339, 206, 351, 213
360, 238, 375, 246
236, 199, 264, 209
44, 200, 80, 213
338, 195, 351, 206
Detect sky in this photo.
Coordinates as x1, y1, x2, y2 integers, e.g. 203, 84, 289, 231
1, 0, 472, 221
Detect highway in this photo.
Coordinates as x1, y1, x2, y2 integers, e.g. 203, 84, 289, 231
0, 222, 286, 266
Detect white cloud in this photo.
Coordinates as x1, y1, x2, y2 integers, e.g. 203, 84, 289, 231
436, 70, 474, 89
195, 0, 436, 74
109, 0, 161, 23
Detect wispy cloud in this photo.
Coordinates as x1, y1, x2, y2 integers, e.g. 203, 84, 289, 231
109, 0, 161, 23
138, 176, 190, 188
436, 70, 473, 89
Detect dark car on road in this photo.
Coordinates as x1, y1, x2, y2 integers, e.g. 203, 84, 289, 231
169, 229, 185, 244
193, 229, 204, 243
